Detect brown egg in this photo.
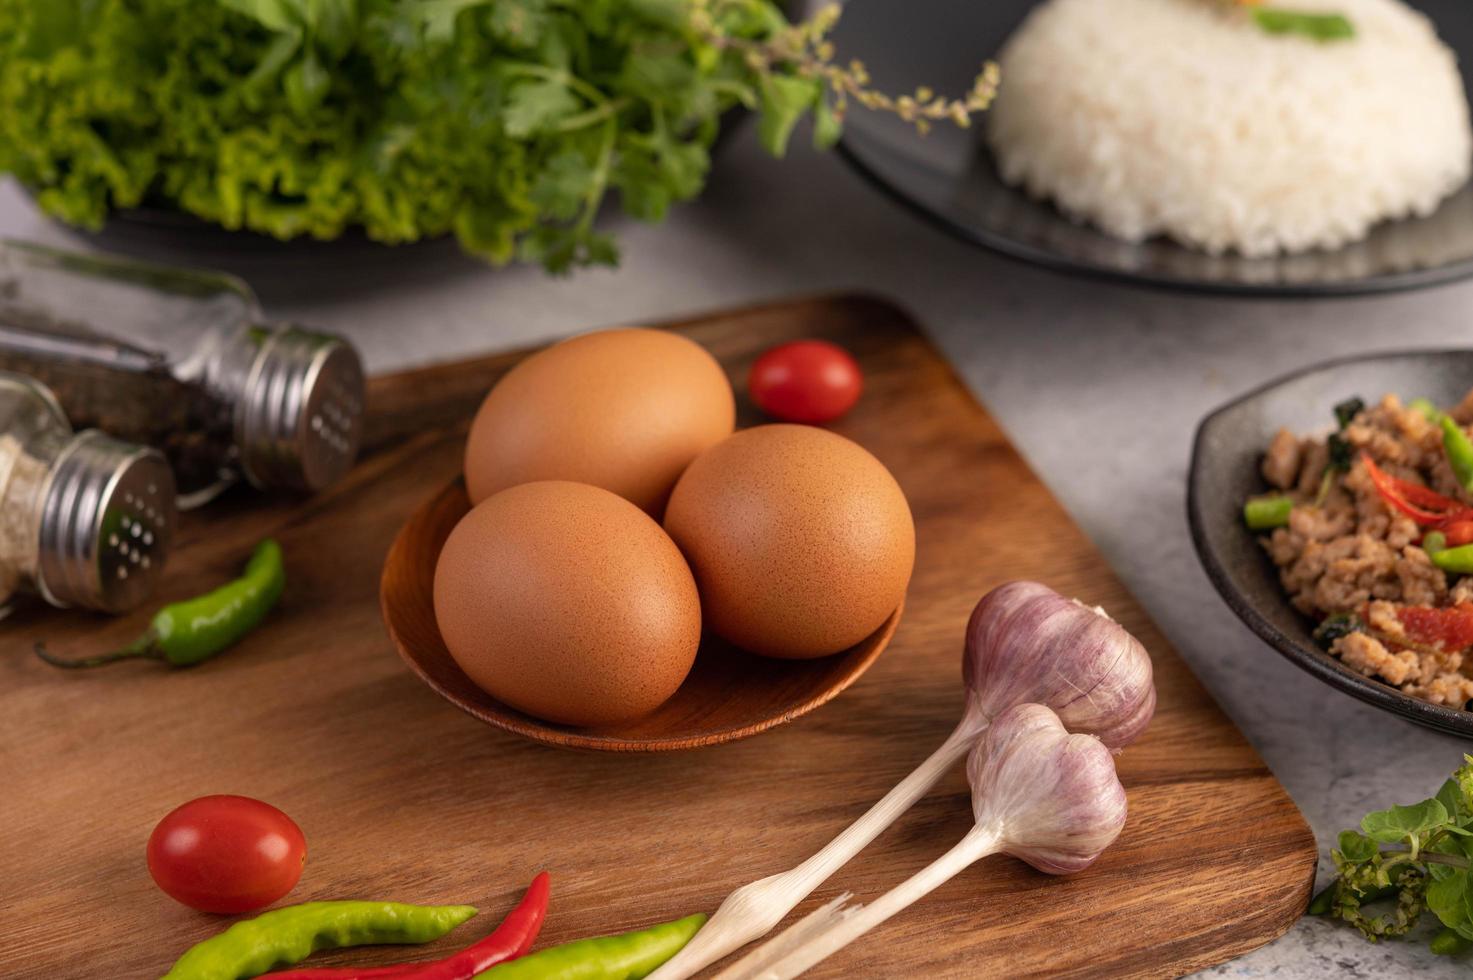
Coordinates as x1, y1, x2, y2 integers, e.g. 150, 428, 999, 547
464, 328, 735, 515
664, 425, 915, 660
433, 481, 701, 727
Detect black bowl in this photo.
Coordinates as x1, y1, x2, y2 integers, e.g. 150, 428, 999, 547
1188, 350, 1473, 736
831, 0, 1473, 296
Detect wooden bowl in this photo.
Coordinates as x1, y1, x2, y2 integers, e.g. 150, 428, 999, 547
380, 479, 901, 751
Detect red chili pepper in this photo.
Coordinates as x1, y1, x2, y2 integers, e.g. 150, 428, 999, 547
266, 872, 550, 980
1361, 454, 1463, 525
1382, 603, 1473, 652
1443, 521, 1473, 548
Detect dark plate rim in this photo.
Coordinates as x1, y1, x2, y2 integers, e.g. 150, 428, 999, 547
1187, 348, 1473, 736
836, 136, 1473, 300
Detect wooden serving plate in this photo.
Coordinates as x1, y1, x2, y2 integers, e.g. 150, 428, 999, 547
2, 295, 1317, 978
381, 479, 901, 751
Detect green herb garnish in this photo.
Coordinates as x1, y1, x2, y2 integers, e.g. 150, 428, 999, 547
0, 0, 998, 273
1313, 613, 1364, 649
1252, 7, 1356, 42
1334, 396, 1367, 430
1315, 756, 1473, 951
1312, 396, 1359, 506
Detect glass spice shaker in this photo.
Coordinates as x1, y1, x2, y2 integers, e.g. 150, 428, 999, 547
0, 240, 366, 508
0, 371, 176, 615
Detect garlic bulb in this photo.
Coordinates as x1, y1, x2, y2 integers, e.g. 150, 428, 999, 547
965, 702, 1129, 874
648, 581, 1154, 980
964, 581, 1155, 749
740, 704, 1128, 980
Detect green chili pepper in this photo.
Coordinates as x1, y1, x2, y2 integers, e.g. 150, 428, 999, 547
1432, 544, 1473, 575
1441, 416, 1473, 495
473, 913, 706, 980
162, 901, 478, 980
1244, 495, 1294, 531
1431, 926, 1472, 956
1424, 531, 1449, 555
35, 538, 285, 669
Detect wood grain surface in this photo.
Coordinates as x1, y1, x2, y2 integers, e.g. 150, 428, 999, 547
1, 294, 1317, 979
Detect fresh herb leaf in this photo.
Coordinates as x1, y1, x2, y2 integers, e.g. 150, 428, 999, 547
1319, 757, 1473, 952
1438, 778, 1466, 824
1431, 926, 1472, 955
1458, 756, 1473, 808
529, 151, 596, 221
1337, 830, 1378, 864
1426, 871, 1473, 940
1334, 397, 1366, 430
282, 46, 330, 115
1314, 613, 1363, 650
217, 0, 298, 33
502, 77, 581, 138
486, 0, 550, 48
1362, 800, 1449, 847
757, 74, 819, 157
0, 0, 997, 271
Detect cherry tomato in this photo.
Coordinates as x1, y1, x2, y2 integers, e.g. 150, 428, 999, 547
748, 340, 863, 424
147, 795, 306, 914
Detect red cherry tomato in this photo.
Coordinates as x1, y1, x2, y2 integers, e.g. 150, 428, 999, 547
147, 795, 306, 914
748, 340, 863, 424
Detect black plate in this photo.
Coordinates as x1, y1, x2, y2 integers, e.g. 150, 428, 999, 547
1188, 350, 1473, 736
832, 0, 1473, 296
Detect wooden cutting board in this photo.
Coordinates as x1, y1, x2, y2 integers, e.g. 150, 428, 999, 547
1, 294, 1316, 979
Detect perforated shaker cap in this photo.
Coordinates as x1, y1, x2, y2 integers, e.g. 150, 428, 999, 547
35, 432, 177, 613
236, 327, 365, 493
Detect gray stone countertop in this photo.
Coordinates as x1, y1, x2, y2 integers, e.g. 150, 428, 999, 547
5, 127, 1471, 976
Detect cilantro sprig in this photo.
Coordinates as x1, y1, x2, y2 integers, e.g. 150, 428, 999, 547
1314, 756, 1473, 956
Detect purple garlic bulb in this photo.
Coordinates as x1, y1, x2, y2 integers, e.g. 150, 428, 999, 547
969, 702, 1128, 875
964, 581, 1156, 750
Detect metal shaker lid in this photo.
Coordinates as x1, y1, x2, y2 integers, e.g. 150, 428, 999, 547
235, 326, 365, 493
35, 431, 176, 613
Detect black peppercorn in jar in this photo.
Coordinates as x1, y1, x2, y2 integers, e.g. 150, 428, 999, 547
0, 241, 365, 507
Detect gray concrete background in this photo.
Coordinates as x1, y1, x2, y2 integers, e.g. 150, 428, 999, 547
5, 126, 1471, 975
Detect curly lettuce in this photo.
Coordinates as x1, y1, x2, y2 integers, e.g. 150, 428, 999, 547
0, 0, 840, 271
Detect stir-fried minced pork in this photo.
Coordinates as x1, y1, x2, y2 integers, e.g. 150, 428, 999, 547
1253, 392, 1473, 709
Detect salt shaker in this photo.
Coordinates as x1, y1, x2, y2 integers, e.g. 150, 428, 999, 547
0, 372, 175, 614
0, 240, 365, 507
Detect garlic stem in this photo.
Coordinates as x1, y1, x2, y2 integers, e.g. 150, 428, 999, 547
749, 825, 1004, 980
710, 893, 859, 980
646, 720, 980, 980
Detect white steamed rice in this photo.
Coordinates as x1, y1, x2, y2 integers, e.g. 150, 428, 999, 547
986, 0, 1473, 256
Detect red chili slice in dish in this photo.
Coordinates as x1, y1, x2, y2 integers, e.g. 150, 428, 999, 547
1386, 603, 1473, 652
1361, 454, 1463, 525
